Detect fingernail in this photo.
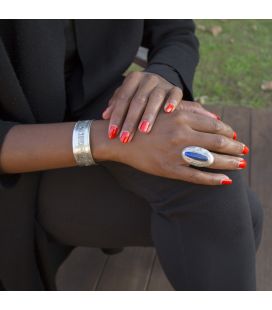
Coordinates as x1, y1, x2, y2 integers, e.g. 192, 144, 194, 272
138, 120, 150, 133
164, 103, 175, 113
120, 131, 130, 143
233, 131, 237, 140
108, 125, 118, 139
238, 159, 247, 169
220, 179, 233, 185
242, 145, 249, 155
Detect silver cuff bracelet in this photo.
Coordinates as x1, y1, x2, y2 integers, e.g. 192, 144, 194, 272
72, 120, 97, 166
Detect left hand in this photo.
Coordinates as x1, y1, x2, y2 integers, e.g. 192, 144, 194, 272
102, 71, 219, 143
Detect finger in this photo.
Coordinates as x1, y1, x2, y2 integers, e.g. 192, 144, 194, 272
170, 165, 233, 186
102, 104, 115, 120
102, 87, 120, 119
108, 72, 141, 139
181, 111, 236, 140
119, 75, 160, 143
138, 87, 167, 134
190, 130, 249, 156
179, 100, 221, 120
164, 86, 183, 113
209, 153, 247, 170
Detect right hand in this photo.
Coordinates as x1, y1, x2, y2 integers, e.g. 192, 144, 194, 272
108, 108, 248, 186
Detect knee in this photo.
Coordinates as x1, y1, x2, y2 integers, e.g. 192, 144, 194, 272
154, 170, 254, 241
248, 189, 264, 250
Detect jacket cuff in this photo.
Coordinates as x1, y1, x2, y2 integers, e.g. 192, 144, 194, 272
144, 63, 193, 101
0, 121, 21, 188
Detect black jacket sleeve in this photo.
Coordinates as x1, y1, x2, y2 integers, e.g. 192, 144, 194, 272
141, 19, 199, 100
0, 37, 25, 188
0, 120, 20, 189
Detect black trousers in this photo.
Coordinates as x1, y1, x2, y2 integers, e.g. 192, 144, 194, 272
37, 93, 263, 291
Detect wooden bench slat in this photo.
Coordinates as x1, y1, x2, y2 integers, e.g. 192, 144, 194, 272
56, 247, 108, 290
251, 108, 272, 290
147, 256, 174, 291
222, 106, 251, 185
95, 247, 156, 291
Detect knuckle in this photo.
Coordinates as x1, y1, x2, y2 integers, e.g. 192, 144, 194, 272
147, 73, 160, 83
176, 111, 188, 124
170, 131, 183, 145
188, 170, 201, 184
192, 101, 202, 108
133, 94, 147, 104
211, 177, 219, 185
116, 91, 130, 102
213, 135, 226, 149
128, 71, 142, 79
146, 73, 159, 84
152, 88, 165, 100
210, 119, 222, 132
173, 86, 183, 95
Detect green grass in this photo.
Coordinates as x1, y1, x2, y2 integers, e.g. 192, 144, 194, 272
129, 20, 272, 108
194, 20, 272, 108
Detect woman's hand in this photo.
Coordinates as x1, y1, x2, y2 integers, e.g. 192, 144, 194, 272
92, 109, 248, 186
102, 71, 220, 143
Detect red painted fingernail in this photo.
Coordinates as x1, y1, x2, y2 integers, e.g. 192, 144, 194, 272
233, 131, 237, 140
242, 145, 249, 155
220, 179, 233, 185
139, 120, 150, 133
238, 159, 247, 169
120, 131, 130, 143
164, 103, 175, 113
108, 125, 118, 139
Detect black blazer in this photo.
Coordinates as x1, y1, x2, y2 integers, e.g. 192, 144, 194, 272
0, 20, 199, 290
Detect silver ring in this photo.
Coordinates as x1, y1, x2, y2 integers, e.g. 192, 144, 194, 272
181, 146, 214, 167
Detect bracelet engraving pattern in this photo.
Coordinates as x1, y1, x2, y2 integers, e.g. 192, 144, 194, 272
72, 120, 97, 166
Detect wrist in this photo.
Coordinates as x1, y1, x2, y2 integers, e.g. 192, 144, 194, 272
90, 120, 119, 162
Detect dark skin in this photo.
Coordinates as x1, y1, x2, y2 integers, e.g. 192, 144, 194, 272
0, 72, 248, 185
103, 71, 221, 141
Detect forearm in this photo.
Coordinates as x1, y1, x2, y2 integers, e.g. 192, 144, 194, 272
0, 120, 115, 174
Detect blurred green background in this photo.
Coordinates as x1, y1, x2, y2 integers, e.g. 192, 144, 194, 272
129, 20, 272, 108
194, 19, 272, 108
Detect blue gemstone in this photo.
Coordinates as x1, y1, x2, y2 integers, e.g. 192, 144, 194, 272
184, 151, 208, 162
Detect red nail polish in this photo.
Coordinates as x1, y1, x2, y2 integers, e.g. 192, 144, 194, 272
238, 159, 247, 169
120, 131, 130, 143
242, 145, 249, 155
139, 120, 150, 133
233, 131, 237, 140
164, 103, 175, 113
108, 125, 118, 139
220, 179, 233, 185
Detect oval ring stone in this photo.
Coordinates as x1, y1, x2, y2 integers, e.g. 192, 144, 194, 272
181, 146, 214, 167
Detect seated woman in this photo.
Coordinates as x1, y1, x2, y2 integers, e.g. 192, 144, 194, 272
0, 20, 263, 290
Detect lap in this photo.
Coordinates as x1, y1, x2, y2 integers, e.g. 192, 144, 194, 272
37, 158, 260, 249
37, 165, 153, 248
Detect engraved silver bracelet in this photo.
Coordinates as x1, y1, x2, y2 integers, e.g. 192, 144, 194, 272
72, 120, 97, 166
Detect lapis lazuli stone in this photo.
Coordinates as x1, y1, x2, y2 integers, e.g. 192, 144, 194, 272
184, 151, 208, 162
